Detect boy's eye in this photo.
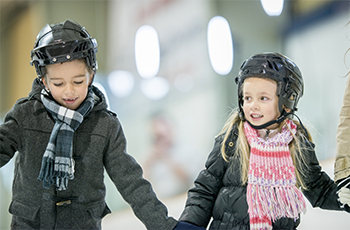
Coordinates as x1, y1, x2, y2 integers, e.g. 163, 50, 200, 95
261, 96, 268, 101
243, 96, 251, 101
53, 83, 63, 87
74, 80, 84, 85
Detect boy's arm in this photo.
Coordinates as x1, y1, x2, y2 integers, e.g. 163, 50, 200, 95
335, 76, 350, 182
0, 109, 20, 167
103, 117, 178, 230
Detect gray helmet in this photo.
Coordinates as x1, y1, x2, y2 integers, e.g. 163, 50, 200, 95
30, 19, 98, 78
235, 52, 303, 121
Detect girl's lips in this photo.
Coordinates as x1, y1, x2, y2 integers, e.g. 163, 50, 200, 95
250, 114, 263, 121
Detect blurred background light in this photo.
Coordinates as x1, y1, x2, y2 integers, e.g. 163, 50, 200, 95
140, 76, 169, 100
173, 73, 195, 92
261, 0, 284, 16
107, 70, 135, 98
207, 16, 233, 75
135, 25, 160, 79
93, 82, 110, 108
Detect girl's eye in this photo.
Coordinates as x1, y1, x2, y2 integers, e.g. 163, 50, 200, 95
261, 96, 268, 101
243, 96, 251, 101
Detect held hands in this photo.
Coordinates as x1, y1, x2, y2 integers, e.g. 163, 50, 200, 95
337, 176, 350, 212
174, 221, 206, 230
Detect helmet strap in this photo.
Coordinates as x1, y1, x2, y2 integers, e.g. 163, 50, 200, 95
245, 110, 310, 140
246, 109, 293, 130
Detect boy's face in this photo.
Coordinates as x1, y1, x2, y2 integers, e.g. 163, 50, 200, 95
43, 59, 93, 110
242, 77, 280, 129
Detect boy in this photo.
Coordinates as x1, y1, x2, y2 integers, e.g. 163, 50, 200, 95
0, 19, 178, 230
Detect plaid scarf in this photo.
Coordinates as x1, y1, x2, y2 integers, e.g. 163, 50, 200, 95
38, 89, 94, 191
244, 120, 306, 230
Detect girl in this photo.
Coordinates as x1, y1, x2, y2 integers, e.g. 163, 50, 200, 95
176, 53, 346, 230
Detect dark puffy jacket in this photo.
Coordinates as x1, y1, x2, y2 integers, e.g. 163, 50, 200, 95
179, 124, 341, 229
0, 79, 177, 230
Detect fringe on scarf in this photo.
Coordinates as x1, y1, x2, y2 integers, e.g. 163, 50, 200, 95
247, 184, 306, 223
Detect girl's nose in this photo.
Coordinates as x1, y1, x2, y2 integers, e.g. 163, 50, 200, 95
250, 101, 259, 111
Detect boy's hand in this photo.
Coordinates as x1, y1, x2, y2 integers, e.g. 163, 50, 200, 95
174, 221, 206, 230
337, 176, 350, 212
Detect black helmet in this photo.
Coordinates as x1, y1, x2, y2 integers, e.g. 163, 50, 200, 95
30, 19, 98, 78
235, 52, 304, 128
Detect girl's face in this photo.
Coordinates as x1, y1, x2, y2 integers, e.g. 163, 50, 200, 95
43, 59, 93, 110
242, 77, 280, 129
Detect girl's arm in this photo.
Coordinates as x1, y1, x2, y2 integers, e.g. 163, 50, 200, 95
300, 140, 341, 211
179, 135, 229, 228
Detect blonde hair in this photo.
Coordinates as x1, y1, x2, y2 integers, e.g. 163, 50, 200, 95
219, 110, 312, 190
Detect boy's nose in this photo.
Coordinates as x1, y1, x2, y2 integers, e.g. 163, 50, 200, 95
65, 84, 75, 94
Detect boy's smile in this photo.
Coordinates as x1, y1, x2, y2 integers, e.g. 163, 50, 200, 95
43, 59, 93, 110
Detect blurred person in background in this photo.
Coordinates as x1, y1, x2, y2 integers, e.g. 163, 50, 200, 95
0, 19, 178, 230
143, 113, 192, 199
175, 53, 350, 230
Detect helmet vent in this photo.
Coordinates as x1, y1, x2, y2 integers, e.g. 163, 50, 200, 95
35, 51, 48, 60
267, 60, 280, 71
73, 41, 89, 53
290, 93, 296, 100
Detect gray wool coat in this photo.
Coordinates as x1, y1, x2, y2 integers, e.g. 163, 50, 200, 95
0, 78, 178, 230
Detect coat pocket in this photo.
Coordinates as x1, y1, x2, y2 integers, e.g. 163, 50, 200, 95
9, 200, 40, 221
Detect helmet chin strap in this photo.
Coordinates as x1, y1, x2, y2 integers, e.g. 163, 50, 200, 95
245, 111, 310, 140
246, 110, 293, 130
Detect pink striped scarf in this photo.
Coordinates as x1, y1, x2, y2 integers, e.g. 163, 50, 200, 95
244, 120, 306, 230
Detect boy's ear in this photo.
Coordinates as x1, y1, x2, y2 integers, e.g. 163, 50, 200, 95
88, 73, 94, 85
42, 77, 49, 91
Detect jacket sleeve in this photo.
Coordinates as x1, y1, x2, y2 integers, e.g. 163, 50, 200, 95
300, 139, 341, 211
179, 135, 229, 228
103, 117, 178, 230
334, 75, 350, 182
0, 105, 21, 168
